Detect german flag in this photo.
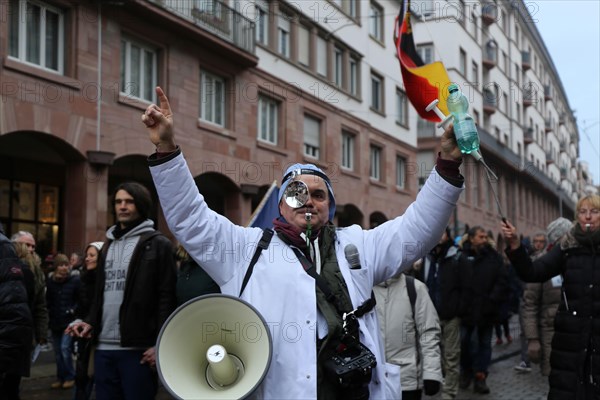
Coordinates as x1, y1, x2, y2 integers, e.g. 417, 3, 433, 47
395, 0, 451, 122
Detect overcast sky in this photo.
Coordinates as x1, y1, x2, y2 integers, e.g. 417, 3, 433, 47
533, 0, 600, 185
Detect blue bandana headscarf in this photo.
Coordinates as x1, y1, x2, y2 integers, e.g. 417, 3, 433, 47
278, 163, 336, 222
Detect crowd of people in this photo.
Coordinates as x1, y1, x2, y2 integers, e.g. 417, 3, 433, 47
0, 85, 598, 400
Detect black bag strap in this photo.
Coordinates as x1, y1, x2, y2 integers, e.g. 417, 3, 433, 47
291, 247, 337, 304
405, 275, 417, 319
239, 229, 274, 296
291, 247, 376, 319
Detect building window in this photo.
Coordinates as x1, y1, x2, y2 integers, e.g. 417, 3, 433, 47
1, 179, 61, 259
471, 61, 479, 86
255, 0, 269, 45
304, 115, 321, 159
341, 131, 355, 170
370, 145, 382, 180
258, 95, 278, 145
8, 0, 65, 73
200, 70, 225, 126
334, 47, 343, 87
371, 72, 383, 112
349, 56, 359, 96
396, 156, 406, 189
298, 24, 310, 67
396, 88, 408, 126
316, 36, 328, 76
417, 44, 434, 64
121, 37, 158, 102
278, 14, 290, 58
332, 0, 357, 18
369, 2, 383, 41
459, 48, 467, 77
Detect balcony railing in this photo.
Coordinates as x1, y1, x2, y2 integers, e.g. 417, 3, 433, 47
154, 0, 255, 54
570, 133, 577, 143
483, 89, 497, 114
481, 1, 498, 25
559, 140, 567, 152
544, 85, 553, 101
522, 51, 531, 70
523, 84, 535, 107
483, 41, 498, 69
524, 127, 534, 144
560, 167, 567, 180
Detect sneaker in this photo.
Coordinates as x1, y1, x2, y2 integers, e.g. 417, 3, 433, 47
62, 380, 75, 389
473, 378, 490, 394
459, 372, 472, 389
514, 361, 532, 373
50, 381, 63, 389
495, 338, 503, 345
506, 335, 513, 343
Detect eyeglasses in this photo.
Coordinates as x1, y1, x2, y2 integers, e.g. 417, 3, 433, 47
578, 209, 600, 216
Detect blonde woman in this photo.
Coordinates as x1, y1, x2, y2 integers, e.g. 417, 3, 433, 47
502, 194, 600, 399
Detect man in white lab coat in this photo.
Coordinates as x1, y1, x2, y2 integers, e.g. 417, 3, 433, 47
143, 87, 464, 399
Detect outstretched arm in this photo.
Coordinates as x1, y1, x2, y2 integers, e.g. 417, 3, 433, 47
500, 219, 520, 250
142, 87, 177, 153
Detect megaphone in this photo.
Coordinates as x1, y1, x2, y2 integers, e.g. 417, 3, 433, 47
156, 294, 272, 399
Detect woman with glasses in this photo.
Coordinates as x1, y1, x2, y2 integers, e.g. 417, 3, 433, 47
501, 194, 600, 399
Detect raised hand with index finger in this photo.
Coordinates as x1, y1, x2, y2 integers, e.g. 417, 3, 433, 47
142, 86, 177, 152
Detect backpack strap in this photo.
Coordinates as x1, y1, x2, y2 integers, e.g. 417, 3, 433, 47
239, 229, 274, 296
405, 275, 417, 319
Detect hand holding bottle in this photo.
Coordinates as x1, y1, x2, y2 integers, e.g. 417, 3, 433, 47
446, 83, 481, 158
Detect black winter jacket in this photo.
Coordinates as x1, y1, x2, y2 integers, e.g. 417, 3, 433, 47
86, 231, 177, 348
415, 242, 464, 320
507, 232, 600, 400
458, 244, 508, 326
46, 274, 81, 333
0, 233, 33, 376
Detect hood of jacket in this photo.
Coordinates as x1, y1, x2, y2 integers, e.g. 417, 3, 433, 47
106, 219, 155, 241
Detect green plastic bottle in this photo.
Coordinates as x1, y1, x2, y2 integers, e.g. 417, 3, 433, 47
447, 83, 480, 155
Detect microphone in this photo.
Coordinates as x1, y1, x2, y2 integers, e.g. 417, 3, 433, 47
344, 244, 362, 270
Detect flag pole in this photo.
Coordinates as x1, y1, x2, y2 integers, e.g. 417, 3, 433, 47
246, 180, 278, 227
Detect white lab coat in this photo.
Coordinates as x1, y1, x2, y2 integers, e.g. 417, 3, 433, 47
150, 152, 462, 399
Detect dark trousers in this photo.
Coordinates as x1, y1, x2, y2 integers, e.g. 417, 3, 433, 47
402, 389, 422, 400
74, 339, 93, 400
94, 349, 157, 400
0, 372, 22, 400
460, 324, 493, 375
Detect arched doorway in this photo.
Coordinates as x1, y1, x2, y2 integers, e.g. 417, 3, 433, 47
0, 131, 85, 258
337, 204, 363, 228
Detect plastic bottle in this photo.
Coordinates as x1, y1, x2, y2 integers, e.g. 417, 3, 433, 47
446, 83, 480, 156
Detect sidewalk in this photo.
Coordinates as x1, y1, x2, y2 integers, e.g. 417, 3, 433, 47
427, 314, 549, 399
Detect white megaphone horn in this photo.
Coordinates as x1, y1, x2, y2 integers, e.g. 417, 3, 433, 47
156, 294, 272, 399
